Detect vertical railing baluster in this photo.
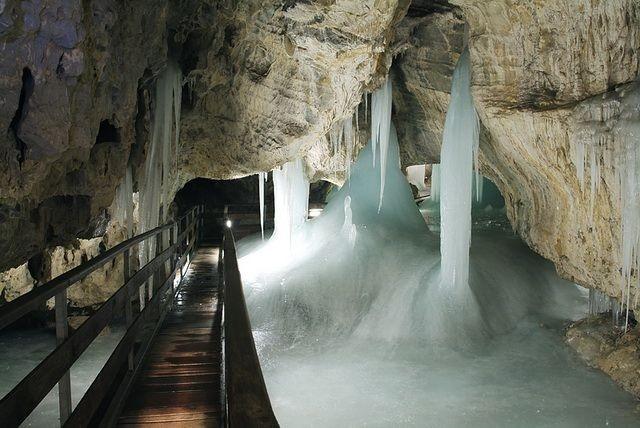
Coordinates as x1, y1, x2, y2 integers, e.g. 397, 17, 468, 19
123, 249, 134, 371
54, 290, 71, 425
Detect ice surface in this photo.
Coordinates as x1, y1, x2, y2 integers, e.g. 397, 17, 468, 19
0, 325, 125, 426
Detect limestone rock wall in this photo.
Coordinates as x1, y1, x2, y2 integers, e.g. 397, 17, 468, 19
0, 0, 169, 272
178, 0, 409, 181
455, 0, 640, 302
388, 0, 640, 303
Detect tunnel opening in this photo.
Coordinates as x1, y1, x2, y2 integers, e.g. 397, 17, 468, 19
95, 120, 121, 144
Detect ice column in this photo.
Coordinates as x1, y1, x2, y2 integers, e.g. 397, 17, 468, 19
371, 78, 393, 212
439, 48, 479, 289
258, 172, 267, 240
272, 159, 310, 249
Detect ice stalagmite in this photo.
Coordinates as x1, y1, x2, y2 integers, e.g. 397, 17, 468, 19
272, 159, 309, 250
439, 48, 479, 290
371, 78, 392, 212
341, 195, 357, 247
258, 172, 267, 240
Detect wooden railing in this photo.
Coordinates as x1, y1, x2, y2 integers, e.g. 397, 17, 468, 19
0, 205, 204, 427
221, 228, 279, 427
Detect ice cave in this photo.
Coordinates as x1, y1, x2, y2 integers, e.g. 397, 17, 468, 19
0, 1, 639, 427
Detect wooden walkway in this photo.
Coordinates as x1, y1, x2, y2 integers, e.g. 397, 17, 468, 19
117, 246, 222, 427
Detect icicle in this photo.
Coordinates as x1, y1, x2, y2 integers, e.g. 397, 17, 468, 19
172, 64, 183, 172
571, 83, 639, 331
259, 172, 267, 241
138, 63, 181, 305
113, 165, 134, 238
588, 288, 616, 316
371, 78, 392, 212
343, 116, 355, 181
473, 171, 484, 204
364, 91, 368, 125
272, 159, 310, 251
439, 48, 479, 289
430, 164, 440, 202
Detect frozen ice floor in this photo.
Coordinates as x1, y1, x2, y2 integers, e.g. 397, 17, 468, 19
0, 323, 124, 427
244, 230, 640, 427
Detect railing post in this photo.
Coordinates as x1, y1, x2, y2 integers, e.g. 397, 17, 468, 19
169, 225, 176, 297
123, 249, 134, 371
54, 290, 72, 425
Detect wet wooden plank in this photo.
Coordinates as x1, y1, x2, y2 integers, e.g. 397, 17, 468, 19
117, 246, 222, 427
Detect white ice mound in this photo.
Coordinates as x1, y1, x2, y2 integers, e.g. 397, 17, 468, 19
237, 122, 580, 352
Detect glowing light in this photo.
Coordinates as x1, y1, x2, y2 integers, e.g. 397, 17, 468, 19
308, 208, 323, 218
226, 219, 232, 228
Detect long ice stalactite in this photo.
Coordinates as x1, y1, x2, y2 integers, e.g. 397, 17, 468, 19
439, 48, 479, 290
371, 79, 393, 212
138, 62, 182, 304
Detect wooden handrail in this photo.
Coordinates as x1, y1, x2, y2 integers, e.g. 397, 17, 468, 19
222, 228, 279, 427
0, 205, 203, 426
0, 207, 199, 330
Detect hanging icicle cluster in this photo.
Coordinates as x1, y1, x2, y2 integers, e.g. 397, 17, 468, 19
570, 82, 640, 331
139, 62, 182, 269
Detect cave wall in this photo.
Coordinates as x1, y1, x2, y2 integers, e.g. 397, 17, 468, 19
177, 0, 410, 183
0, 0, 168, 272
386, 0, 640, 302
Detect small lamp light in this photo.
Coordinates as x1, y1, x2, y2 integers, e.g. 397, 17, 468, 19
226, 219, 232, 228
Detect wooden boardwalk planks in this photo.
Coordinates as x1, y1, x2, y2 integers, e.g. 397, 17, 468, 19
117, 246, 222, 427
